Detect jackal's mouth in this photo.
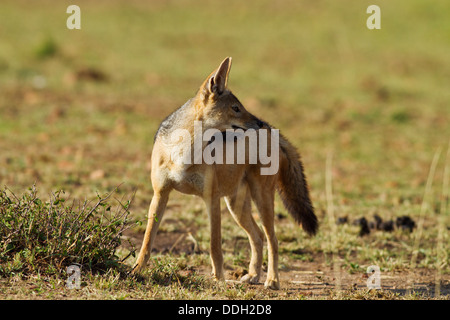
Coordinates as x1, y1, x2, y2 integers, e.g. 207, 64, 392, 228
231, 125, 246, 131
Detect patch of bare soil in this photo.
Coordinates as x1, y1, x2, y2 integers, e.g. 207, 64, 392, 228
276, 260, 449, 298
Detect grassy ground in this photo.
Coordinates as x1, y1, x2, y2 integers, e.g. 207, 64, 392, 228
0, 0, 449, 300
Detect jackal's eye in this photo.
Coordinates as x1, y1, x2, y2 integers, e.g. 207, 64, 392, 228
231, 105, 240, 113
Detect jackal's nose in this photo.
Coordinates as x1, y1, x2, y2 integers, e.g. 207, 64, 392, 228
257, 119, 264, 128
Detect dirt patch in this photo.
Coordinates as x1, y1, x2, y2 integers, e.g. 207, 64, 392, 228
275, 259, 450, 298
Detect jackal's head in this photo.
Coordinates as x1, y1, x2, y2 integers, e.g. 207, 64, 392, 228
193, 57, 266, 132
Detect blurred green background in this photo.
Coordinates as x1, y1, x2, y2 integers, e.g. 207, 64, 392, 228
0, 0, 449, 299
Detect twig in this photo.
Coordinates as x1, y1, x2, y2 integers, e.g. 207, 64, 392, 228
435, 141, 449, 297
326, 150, 341, 293
408, 147, 441, 293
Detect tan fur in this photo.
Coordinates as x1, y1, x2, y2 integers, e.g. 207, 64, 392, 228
132, 57, 317, 289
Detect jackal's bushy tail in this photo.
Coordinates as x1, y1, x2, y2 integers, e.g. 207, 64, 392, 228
277, 135, 318, 236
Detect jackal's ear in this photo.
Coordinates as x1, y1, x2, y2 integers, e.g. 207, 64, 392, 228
202, 57, 232, 101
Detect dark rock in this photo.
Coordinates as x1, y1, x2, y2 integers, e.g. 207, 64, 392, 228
353, 217, 370, 236
396, 216, 415, 232
380, 220, 394, 232
373, 214, 383, 229
336, 216, 348, 225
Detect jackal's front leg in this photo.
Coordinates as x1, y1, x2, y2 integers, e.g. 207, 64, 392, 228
202, 166, 224, 281
132, 190, 169, 274
206, 196, 224, 281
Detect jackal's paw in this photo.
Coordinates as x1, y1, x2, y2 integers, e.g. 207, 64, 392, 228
240, 274, 260, 284
212, 272, 225, 282
130, 262, 144, 275
264, 279, 280, 290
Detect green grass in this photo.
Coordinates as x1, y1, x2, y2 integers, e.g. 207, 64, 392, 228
0, 0, 449, 299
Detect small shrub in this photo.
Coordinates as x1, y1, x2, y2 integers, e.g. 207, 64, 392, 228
0, 185, 136, 277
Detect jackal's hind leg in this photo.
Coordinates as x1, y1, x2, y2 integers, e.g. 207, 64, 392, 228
249, 183, 280, 290
225, 184, 264, 284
